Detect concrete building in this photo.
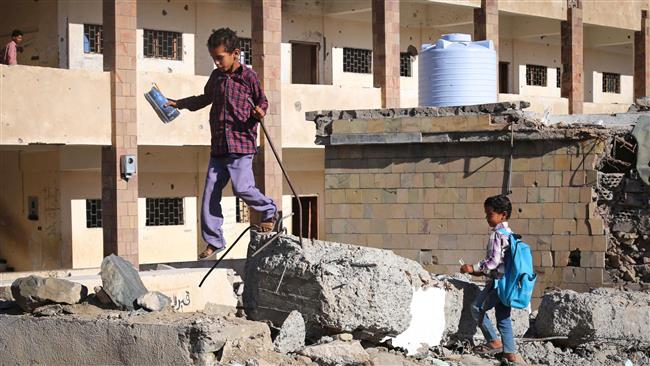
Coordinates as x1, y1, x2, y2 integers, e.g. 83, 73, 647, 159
0, 0, 649, 272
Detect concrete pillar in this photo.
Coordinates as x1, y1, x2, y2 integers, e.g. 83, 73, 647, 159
102, 0, 139, 265
635, 10, 650, 99
561, 0, 584, 115
251, 0, 283, 222
473, 0, 499, 52
372, 0, 400, 108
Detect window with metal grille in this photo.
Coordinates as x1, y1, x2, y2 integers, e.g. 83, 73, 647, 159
143, 29, 183, 60
556, 67, 561, 88
235, 197, 250, 223
400, 53, 412, 77
343, 47, 372, 74
239, 37, 252, 66
84, 24, 103, 54
602, 72, 621, 94
145, 198, 184, 226
86, 199, 102, 228
525, 64, 547, 86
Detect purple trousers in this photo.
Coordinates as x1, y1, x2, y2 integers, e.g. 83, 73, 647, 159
202, 153, 277, 249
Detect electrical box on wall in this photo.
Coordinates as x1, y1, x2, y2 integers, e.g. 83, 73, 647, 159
120, 155, 137, 180
27, 196, 38, 221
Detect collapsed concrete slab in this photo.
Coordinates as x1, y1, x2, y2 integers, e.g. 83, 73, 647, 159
11, 275, 88, 312
244, 233, 442, 343
535, 288, 650, 347
0, 310, 297, 365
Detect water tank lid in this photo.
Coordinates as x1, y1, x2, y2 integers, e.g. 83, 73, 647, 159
441, 33, 472, 42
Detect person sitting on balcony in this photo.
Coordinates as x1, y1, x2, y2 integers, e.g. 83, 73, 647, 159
2, 30, 23, 65
166, 27, 278, 260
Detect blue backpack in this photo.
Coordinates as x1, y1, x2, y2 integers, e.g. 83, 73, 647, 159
495, 229, 537, 309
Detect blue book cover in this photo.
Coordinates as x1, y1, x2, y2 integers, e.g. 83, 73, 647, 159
144, 85, 180, 124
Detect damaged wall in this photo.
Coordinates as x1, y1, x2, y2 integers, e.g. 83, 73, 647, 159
314, 104, 612, 305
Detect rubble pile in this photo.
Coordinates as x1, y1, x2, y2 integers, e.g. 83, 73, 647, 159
593, 131, 650, 284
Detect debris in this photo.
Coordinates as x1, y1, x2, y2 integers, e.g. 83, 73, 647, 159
335, 333, 354, 342
136, 291, 171, 312
273, 310, 306, 354
535, 288, 650, 347
100, 254, 148, 310
11, 275, 88, 312
298, 340, 370, 366
93, 286, 113, 305
244, 232, 440, 342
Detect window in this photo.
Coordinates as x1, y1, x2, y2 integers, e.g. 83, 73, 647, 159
400, 53, 412, 77
343, 47, 372, 74
239, 37, 252, 66
499, 62, 509, 93
235, 197, 250, 223
292, 196, 318, 239
143, 29, 183, 60
84, 24, 103, 54
145, 198, 184, 226
86, 199, 102, 228
291, 42, 318, 84
602, 72, 621, 94
556, 67, 561, 88
525, 64, 547, 86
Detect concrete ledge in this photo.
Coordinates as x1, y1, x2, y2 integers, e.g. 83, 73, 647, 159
0, 312, 271, 365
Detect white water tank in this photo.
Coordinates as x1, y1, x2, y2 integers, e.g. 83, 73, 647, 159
419, 33, 497, 107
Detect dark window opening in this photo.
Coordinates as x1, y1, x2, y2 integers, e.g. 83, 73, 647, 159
343, 47, 372, 74
526, 64, 547, 86
291, 42, 318, 84
143, 29, 183, 60
84, 24, 103, 54
86, 199, 102, 228
400, 52, 412, 77
568, 249, 581, 267
292, 196, 318, 239
602, 72, 621, 94
499, 62, 509, 93
235, 197, 250, 223
145, 198, 184, 226
239, 37, 252, 66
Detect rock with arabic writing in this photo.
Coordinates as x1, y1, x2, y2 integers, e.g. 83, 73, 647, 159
101, 254, 148, 310
136, 291, 171, 312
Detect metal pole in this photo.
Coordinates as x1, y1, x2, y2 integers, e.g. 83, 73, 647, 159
248, 98, 303, 247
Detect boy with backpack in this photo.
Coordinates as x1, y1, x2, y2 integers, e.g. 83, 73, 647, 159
460, 194, 519, 362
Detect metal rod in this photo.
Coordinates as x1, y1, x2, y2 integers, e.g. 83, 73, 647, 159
198, 226, 251, 287
248, 98, 303, 247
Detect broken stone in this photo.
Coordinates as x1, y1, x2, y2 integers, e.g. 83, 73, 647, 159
244, 233, 439, 342
298, 340, 370, 366
0, 286, 13, 301
612, 221, 635, 233
93, 286, 113, 305
100, 254, 148, 310
335, 333, 354, 342
136, 291, 171, 312
273, 310, 306, 354
11, 275, 88, 312
535, 288, 650, 347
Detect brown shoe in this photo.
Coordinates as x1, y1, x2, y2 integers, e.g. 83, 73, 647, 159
198, 245, 219, 260
472, 339, 502, 355
258, 213, 278, 232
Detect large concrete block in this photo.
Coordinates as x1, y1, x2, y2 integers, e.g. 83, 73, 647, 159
535, 288, 650, 347
244, 232, 442, 343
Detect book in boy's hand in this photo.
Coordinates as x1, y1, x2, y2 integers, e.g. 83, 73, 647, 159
144, 84, 180, 124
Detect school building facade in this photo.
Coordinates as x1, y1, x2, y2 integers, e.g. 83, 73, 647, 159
0, 0, 649, 271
